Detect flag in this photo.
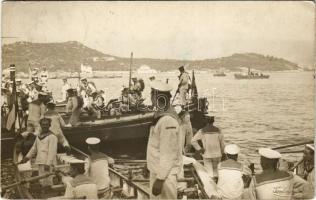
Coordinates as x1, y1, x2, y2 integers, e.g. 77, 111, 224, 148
191, 70, 198, 99
6, 102, 16, 131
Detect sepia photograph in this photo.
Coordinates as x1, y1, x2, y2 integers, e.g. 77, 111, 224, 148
1, 1, 315, 199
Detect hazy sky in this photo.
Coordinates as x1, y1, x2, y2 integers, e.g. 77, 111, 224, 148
2, 1, 315, 67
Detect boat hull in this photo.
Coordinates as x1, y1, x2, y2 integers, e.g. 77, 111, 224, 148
62, 98, 208, 158
234, 74, 269, 79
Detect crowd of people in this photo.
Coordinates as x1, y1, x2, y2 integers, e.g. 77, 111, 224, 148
3, 66, 314, 199
146, 80, 314, 200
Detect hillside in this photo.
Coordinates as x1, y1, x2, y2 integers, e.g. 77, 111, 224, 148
2, 41, 301, 72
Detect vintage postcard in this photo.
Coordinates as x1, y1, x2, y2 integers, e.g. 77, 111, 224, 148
1, 1, 315, 199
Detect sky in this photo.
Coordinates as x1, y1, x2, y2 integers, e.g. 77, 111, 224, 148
2, 1, 315, 68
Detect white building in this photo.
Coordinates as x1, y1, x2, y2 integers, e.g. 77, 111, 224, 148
136, 65, 157, 74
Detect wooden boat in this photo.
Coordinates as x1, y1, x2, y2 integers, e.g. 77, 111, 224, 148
9, 143, 211, 199
213, 72, 226, 77
55, 71, 208, 158
58, 97, 208, 158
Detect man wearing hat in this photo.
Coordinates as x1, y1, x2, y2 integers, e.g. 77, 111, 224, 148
248, 148, 296, 199
147, 80, 182, 199
43, 100, 71, 153
20, 118, 58, 188
178, 66, 190, 106
79, 77, 97, 97
191, 116, 225, 179
216, 144, 252, 199
63, 159, 98, 199
295, 144, 314, 198
85, 137, 114, 198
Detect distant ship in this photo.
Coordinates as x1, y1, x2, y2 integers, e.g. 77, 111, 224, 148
213, 70, 226, 77
234, 67, 269, 79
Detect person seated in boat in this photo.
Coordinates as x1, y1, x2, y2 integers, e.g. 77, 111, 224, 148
62, 159, 98, 199
16, 131, 37, 189
43, 100, 71, 154
85, 137, 114, 198
247, 148, 305, 200
79, 77, 97, 98
216, 144, 252, 199
89, 91, 105, 119
191, 116, 225, 180
27, 91, 47, 135
295, 144, 314, 198
66, 88, 82, 126
20, 118, 58, 189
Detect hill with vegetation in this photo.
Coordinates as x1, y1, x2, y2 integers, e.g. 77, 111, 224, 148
2, 41, 301, 72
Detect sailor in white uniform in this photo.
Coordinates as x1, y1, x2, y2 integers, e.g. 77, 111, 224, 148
217, 144, 252, 200
146, 80, 182, 199
248, 148, 295, 200
63, 159, 98, 199
85, 137, 114, 198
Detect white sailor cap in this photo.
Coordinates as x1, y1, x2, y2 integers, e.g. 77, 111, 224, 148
150, 80, 173, 92
86, 137, 100, 145
258, 148, 281, 159
306, 144, 314, 151
16, 79, 22, 82
80, 77, 87, 81
69, 159, 87, 165
175, 105, 182, 114
27, 81, 35, 85
38, 91, 48, 95
47, 99, 56, 105
225, 144, 240, 155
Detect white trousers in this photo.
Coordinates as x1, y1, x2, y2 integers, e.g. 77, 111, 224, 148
203, 157, 221, 178
150, 172, 177, 199
38, 164, 53, 186
179, 87, 188, 105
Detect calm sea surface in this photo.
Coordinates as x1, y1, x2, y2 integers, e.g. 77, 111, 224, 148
46, 71, 314, 165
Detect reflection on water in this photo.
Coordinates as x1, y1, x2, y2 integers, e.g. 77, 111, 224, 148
46, 72, 314, 168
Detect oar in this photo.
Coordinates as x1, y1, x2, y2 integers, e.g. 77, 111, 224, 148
279, 150, 304, 154
171, 89, 179, 105
2, 172, 55, 191
272, 140, 313, 150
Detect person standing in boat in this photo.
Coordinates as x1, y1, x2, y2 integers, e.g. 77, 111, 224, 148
216, 144, 252, 199
27, 91, 47, 135
39, 67, 49, 86
248, 148, 297, 200
178, 66, 190, 106
66, 88, 82, 126
191, 116, 225, 180
20, 118, 58, 188
85, 137, 114, 198
63, 159, 98, 199
61, 78, 70, 102
146, 80, 182, 199
178, 109, 193, 153
43, 100, 71, 153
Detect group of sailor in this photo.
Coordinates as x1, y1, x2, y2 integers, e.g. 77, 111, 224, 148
4, 67, 314, 199
19, 122, 113, 199
146, 79, 314, 200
